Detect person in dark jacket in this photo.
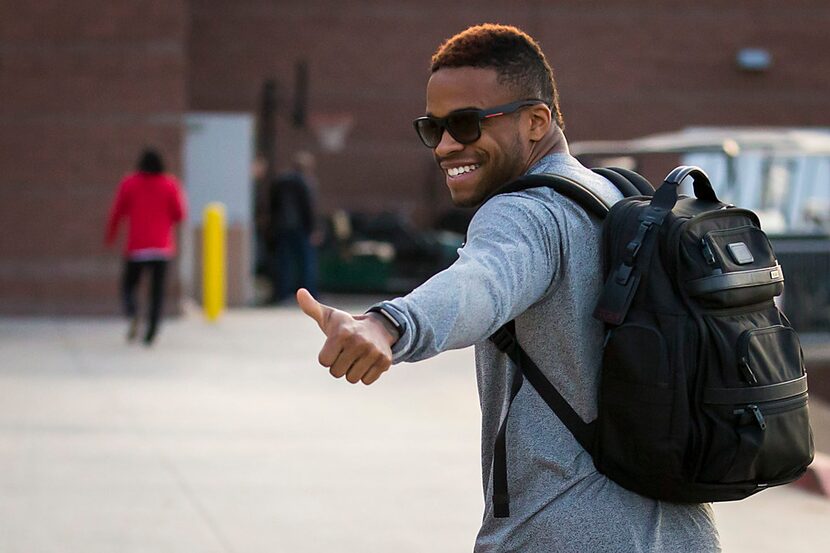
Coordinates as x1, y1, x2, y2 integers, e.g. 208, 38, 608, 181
268, 151, 319, 303
105, 148, 187, 345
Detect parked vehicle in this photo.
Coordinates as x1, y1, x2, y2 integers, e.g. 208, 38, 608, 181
572, 127, 830, 332
318, 210, 462, 294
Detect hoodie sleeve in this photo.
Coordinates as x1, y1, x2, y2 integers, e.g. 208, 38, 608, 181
382, 192, 563, 363
169, 176, 186, 223
105, 178, 129, 246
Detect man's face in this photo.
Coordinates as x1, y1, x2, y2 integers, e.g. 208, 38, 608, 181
425, 67, 532, 207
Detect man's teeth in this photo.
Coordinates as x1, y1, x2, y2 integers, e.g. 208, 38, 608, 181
447, 164, 480, 177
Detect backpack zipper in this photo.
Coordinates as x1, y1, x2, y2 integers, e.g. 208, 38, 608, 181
732, 393, 808, 430
736, 325, 798, 385
746, 405, 767, 430
738, 357, 759, 385
701, 238, 721, 272
736, 327, 763, 385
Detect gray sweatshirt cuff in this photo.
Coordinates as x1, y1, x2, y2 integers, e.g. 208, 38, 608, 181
366, 300, 412, 362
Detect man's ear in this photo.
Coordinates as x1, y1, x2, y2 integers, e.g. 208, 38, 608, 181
527, 104, 552, 141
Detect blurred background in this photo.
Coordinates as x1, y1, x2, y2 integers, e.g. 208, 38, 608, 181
2, 0, 829, 319
2, 3, 830, 552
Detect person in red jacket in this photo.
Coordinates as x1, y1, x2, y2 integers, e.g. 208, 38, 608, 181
105, 149, 187, 345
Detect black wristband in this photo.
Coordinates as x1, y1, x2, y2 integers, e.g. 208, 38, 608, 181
366, 302, 406, 341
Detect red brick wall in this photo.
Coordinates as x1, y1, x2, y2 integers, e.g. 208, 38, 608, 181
188, 0, 830, 226
0, 1, 188, 314
3, 1, 829, 314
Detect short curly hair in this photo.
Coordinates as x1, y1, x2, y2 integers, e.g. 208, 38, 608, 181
430, 24, 564, 129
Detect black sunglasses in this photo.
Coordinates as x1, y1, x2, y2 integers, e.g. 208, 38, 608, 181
413, 99, 545, 148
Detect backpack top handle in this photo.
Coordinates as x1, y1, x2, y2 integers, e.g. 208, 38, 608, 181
652, 165, 719, 211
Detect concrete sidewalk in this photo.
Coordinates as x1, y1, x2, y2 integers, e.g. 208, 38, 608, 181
0, 301, 828, 552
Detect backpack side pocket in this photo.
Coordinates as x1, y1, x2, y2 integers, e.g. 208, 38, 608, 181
695, 309, 814, 484
597, 321, 682, 480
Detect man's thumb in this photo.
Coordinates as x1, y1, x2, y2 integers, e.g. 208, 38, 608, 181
296, 288, 327, 329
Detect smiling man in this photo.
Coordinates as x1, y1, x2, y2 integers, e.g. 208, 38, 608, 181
298, 24, 720, 552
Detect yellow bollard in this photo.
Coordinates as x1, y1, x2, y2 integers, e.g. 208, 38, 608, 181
203, 202, 226, 321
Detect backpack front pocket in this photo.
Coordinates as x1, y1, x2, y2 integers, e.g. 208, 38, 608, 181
698, 386, 813, 484
737, 325, 804, 384
699, 307, 785, 388
694, 310, 811, 481
686, 226, 784, 308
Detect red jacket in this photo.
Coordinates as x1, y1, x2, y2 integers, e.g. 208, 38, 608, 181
105, 172, 187, 257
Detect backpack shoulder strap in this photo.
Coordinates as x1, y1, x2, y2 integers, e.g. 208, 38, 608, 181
484, 167, 653, 518
484, 168, 645, 447
488, 322, 596, 518
491, 325, 597, 451
486, 168, 653, 220
485, 173, 612, 219
593, 167, 655, 197
604, 167, 655, 196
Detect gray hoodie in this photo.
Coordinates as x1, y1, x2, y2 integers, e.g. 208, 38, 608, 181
383, 153, 720, 552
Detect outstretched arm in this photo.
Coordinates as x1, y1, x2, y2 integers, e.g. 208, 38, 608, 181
385, 192, 561, 363
298, 191, 562, 380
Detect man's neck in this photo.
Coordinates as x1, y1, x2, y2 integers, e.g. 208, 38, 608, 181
524, 125, 569, 172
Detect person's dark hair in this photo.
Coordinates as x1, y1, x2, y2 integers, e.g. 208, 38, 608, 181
137, 148, 165, 174
430, 23, 564, 129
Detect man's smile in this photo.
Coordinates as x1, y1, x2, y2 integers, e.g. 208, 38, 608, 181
446, 163, 482, 178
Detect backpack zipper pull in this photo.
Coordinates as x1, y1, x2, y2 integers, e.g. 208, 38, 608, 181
701, 238, 717, 266
700, 238, 723, 274
739, 357, 758, 385
602, 330, 612, 350
748, 405, 767, 430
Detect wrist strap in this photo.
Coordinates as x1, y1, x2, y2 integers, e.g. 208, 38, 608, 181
365, 303, 405, 342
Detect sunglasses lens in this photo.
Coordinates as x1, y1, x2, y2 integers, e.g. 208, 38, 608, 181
446, 112, 481, 144
415, 119, 444, 148
414, 111, 483, 147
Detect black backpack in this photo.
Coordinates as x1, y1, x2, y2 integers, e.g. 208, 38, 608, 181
487, 165, 814, 518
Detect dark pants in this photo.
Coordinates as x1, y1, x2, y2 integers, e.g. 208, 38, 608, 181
122, 259, 168, 342
271, 229, 318, 302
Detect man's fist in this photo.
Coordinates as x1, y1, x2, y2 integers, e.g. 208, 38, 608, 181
297, 288, 397, 385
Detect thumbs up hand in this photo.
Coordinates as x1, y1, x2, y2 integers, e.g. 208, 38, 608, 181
297, 288, 397, 385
